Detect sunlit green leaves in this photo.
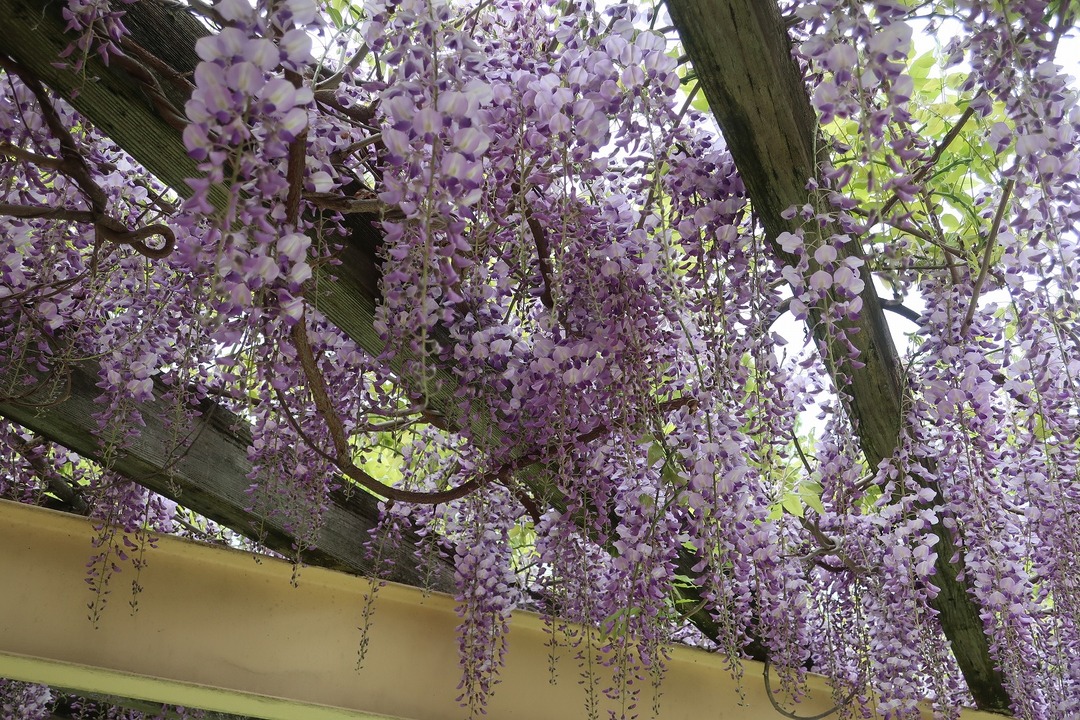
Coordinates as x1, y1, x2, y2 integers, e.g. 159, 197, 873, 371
908, 49, 937, 84
357, 430, 406, 488
818, 39, 1017, 291
326, 0, 362, 29
768, 476, 825, 520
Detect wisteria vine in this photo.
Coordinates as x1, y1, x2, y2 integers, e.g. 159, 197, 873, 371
1, 0, 1079, 718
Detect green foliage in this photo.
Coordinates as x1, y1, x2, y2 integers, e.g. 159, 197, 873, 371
820, 40, 1015, 301
325, 0, 362, 29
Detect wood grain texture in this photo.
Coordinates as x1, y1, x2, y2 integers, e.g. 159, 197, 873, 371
0, 357, 456, 591
666, 0, 1011, 711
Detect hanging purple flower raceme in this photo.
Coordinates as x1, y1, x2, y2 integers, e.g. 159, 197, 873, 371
0, 422, 54, 505
60, 0, 135, 69
363, 0, 496, 387
998, 288, 1080, 715
443, 486, 524, 717
795, 1, 915, 137
84, 471, 177, 623
585, 441, 679, 716
952, 1, 1080, 318
900, 275, 1080, 717
180, 0, 326, 342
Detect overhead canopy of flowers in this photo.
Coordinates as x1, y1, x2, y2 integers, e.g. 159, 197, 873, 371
1, 0, 1079, 718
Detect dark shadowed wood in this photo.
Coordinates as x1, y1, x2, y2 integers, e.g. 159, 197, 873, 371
0, 358, 456, 592
666, 0, 1011, 712
51, 689, 255, 720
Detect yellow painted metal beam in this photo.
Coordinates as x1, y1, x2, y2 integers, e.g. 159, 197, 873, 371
0, 500, 1001, 719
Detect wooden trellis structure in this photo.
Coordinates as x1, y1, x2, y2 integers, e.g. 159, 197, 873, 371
0, 0, 1012, 716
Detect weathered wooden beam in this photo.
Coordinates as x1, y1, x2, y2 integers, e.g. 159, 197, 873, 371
0, 358, 456, 592
665, 0, 1010, 712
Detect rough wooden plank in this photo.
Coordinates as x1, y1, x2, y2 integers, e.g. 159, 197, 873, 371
665, 0, 1011, 712
0, 1, 209, 200
0, 358, 456, 592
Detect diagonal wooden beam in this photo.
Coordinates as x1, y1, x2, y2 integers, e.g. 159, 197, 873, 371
0, 358, 456, 592
665, 0, 1010, 712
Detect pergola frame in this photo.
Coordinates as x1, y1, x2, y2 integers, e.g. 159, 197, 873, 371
0, 0, 1011, 715
0, 500, 1003, 719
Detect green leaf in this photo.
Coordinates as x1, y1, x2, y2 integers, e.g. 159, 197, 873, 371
909, 50, 937, 83
799, 481, 825, 515
661, 463, 685, 485
690, 83, 711, 113
647, 441, 666, 467
327, 4, 343, 27
923, 115, 946, 137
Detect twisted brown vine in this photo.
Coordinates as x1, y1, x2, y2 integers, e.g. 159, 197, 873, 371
0, 57, 176, 260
